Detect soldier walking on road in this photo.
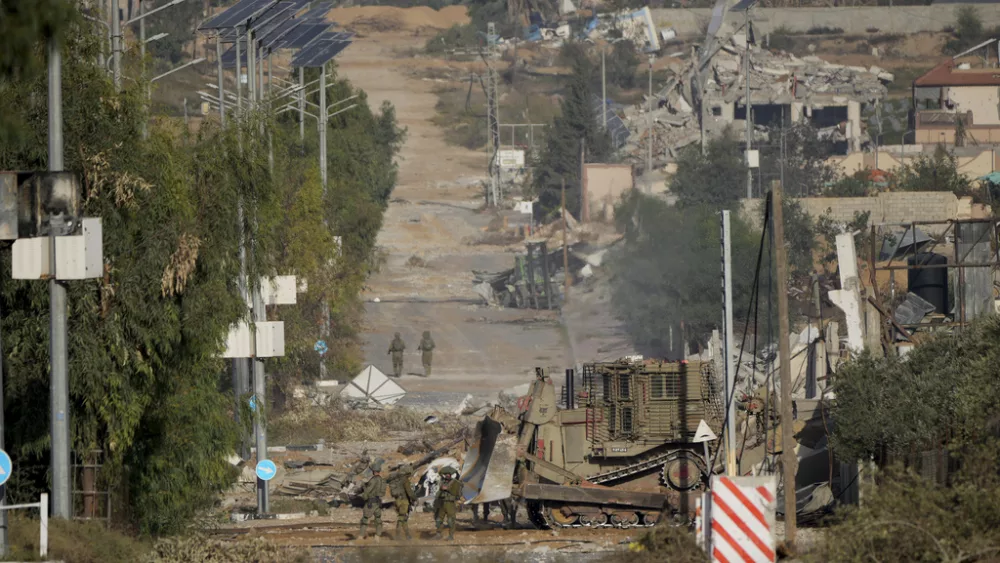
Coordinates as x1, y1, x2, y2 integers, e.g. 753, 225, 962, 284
359, 461, 386, 540
418, 330, 435, 377
387, 332, 406, 377
387, 463, 417, 540
434, 466, 462, 541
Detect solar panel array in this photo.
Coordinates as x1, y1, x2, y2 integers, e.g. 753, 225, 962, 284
290, 31, 353, 68
200, 0, 276, 30
203, 0, 351, 70
277, 22, 330, 49
592, 96, 630, 150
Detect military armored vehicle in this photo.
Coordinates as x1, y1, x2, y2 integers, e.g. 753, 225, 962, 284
460, 358, 724, 528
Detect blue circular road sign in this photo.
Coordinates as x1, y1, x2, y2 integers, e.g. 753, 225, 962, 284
256, 459, 277, 481
314, 340, 328, 357
0, 449, 11, 487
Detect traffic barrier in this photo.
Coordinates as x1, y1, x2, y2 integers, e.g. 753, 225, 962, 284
703, 475, 777, 563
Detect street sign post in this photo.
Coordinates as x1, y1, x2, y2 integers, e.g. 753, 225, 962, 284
0, 449, 11, 486
255, 459, 277, 481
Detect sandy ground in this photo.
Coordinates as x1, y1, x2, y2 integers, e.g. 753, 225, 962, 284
335, 33, 575, 405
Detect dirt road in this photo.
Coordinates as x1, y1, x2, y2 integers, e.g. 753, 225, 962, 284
336, 32, 573, 407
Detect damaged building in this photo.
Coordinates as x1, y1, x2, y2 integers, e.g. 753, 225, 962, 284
621, 24, 892, 168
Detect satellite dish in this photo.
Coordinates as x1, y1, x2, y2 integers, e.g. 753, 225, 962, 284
693, 419, 718, 443
341, 365, 406, 407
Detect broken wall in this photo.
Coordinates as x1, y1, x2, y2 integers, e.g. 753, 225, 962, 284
828, 147, 998, 180
741, 192, 981, 234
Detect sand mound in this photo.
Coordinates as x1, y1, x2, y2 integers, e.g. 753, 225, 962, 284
328, 5, 469, 31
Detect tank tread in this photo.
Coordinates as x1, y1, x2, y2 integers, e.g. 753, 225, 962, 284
587, 448, 705, 486
534, 502, 658, 529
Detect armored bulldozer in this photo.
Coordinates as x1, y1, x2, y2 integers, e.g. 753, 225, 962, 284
460, 358, 724, 529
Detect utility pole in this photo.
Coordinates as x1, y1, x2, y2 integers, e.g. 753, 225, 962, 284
721, 210, 737, 476
561, 179, 569, 304
252, 284, 269, 514
298, 67, 305, 142
236, 35, 242, 111
646, 55, 654, 178
601, 49, 607, 130
216, 32, 225, 127
140, 0, 148, 138
112, 0, 121, 90
771, 180, 797, 549
744, 7, 753, 199
48, 37, 71, 520
319, 62, 328, 187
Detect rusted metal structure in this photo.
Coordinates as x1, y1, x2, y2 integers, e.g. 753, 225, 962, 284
868, 218, 1000, 345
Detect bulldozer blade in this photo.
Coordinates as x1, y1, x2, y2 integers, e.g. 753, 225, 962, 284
460, 416, 517, 504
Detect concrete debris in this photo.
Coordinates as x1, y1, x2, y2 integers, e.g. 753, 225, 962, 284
619, 34, 891, 168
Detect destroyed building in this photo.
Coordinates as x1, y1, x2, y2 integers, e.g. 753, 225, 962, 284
622, 29, 892, 167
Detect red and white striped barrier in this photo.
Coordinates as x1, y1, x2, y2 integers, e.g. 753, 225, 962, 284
702, 475, 777, 563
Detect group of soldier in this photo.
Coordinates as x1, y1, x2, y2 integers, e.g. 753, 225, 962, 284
387, 331, 435, 378
358, 460, 465, 541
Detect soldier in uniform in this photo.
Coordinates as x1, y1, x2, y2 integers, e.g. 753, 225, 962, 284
387, 463, 417, 540
387, 332, 406, 377
417, 331, 435, 377
433, 466, 462, 541
359, 461, 386, 540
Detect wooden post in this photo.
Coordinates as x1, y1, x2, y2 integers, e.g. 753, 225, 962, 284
771, 180, 797, 549
562, 178, 570, 304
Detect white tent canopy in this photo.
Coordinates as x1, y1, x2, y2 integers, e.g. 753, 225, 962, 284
341, 365, 406, 407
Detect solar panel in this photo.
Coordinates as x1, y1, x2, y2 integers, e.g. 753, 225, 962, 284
260, 16, 302, 51
200, 0, 276, 30
592, 95, 630, 150
218, 0, 305, 43
291, 32, 353, 68
282, 22, 331, 49
219, 45, 250, 69
301, 2, 333, 21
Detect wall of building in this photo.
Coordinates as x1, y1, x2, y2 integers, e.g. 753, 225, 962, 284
828, 147, 998, 179
652, 3, 1000, 36
948, 86, 1000, 125
583, 164, 634, 222
741, 192, 983, 234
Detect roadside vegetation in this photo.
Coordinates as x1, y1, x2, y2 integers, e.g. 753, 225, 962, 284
0, 0, 401, 541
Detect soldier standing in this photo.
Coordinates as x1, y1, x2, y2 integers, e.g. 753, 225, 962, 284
387, 332, 406, 377
417, 330, 435, 377
433, 466, 462, 541
359, 461, 386, 540
387, 463, 417, 540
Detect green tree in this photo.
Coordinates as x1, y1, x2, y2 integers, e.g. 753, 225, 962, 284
533, 59, 612, 218
945, 6, 985, 54
892, 145, 977, 200
146, 0, 206, 65
609, 192, 766, 356
0, 8, 402, 535
606, 40, 640, 90
831, 316, 1000, 464
759, 121, 840, 198
669, 133, 745, 210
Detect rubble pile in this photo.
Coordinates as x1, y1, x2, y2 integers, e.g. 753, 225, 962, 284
620, 33, 893, 163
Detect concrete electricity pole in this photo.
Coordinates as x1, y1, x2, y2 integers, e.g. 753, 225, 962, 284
646, 55, 654, 177
601, 49, 607, 130
744, 7, 753, 199
112, 0, 121, 90
48, 37, 71, 520
771, 180, 798, 549
721, 210, 737, 476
